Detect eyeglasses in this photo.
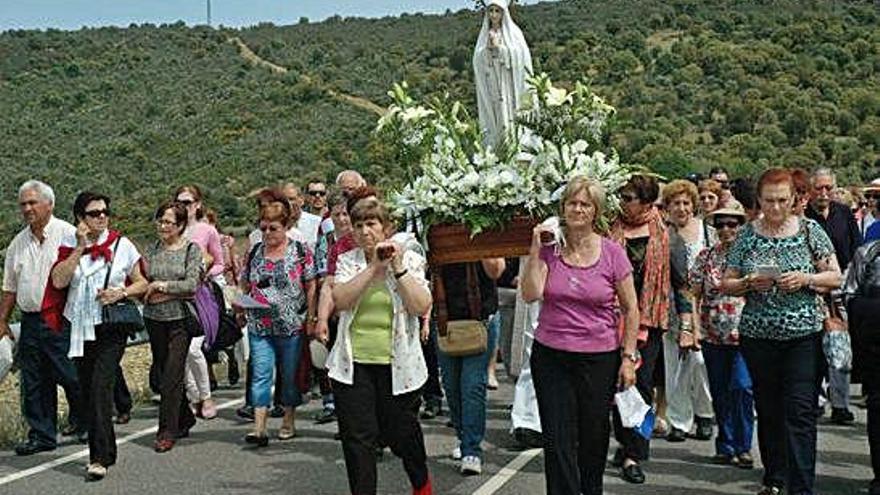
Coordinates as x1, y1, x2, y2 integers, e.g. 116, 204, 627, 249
714, 220, 742, 230
259, 224, 284, 233
308, 190, 327, 197
84, 209, 110, 218
620, 193, 640, 203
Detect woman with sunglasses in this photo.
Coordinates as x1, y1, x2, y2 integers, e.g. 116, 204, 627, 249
174, 185, 223, 420
49, 192, 147, 480
721, 168, 841, 495
690, 203, 754, 468
608, 174, 686, 484
238, 199, 316, 446
142, 200, 203, 453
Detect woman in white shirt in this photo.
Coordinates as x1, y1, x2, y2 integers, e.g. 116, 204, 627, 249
51, 192, 147, 481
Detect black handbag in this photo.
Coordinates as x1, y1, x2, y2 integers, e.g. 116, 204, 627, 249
101, 238, 145, 335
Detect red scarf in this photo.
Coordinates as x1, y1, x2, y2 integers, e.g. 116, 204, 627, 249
40, 230, 121, 332
611, 207, 671, 342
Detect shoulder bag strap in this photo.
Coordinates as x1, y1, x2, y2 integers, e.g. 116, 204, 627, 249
466, 263, 483, 321
102, 237, 122, 290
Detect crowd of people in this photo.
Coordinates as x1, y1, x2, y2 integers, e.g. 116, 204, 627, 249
1, 165, 878, 495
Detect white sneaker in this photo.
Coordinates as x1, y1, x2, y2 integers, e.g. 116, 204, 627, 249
460, 455, 482, 475
86, 463, 107, 481
451, 447, 462, 460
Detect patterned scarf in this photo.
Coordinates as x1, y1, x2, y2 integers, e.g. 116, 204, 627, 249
611, 207, 671, 341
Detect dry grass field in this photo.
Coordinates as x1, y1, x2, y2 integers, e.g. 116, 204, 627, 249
0, 344, 154, 447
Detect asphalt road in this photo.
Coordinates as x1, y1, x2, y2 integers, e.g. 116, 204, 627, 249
0, 374, 872, 495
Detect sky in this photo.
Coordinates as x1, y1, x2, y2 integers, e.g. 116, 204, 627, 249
1, 1, 548, 32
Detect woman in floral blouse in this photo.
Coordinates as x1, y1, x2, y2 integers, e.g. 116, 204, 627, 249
238, 200, 316, 446
690, 203, 754, 469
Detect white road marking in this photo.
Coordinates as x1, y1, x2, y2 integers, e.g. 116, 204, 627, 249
472, 448, 542, 495
0, 397, 244, 487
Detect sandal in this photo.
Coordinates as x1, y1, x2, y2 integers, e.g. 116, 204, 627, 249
278, 426, 296, 441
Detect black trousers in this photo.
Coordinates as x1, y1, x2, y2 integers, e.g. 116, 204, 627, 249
333, 364, 429, 495
531, 342, 620, 495
114, 365, 132, 416
866, 382, 880, 491
146, 318, 196, 440
75, 324, 128, 467
421, 319, 443, 403
18, 312, 84, 446
741, 332, 823, 494
612, 327, 663, 462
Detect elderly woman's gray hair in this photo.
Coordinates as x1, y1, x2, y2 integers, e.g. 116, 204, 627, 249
18, 180, 55, 206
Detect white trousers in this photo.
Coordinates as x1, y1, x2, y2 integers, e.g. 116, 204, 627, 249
511, 300, 542, 433
663, 332, 714, 432
185, 336, 212, 403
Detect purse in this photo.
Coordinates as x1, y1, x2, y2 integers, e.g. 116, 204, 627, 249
101, 238, 145, 335
436, 263, 488, 357
803, 220, 848, 333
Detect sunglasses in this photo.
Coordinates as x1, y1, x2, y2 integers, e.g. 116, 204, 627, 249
84, 209, 111, 218
308, 190, 327, 197
814, 185, 833, 192
714, 219, 742, 229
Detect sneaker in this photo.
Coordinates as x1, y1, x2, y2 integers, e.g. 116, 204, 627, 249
314, 408, 337, 424
460, 455, 482, 475
666, 427, 687, 442
420, 400, 441, 420
451, 447, 462, 460
694, 417, 714, 441
830, 408, 856, 425
86, 463, 107, 481
236, 405, 254, 421
756, 486, 783, 495
733, 452, 754, 469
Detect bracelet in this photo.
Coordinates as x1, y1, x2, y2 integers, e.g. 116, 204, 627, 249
394, 269, 409, 280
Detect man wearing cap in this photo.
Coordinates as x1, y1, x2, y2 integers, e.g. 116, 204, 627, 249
1, 180, 86, 455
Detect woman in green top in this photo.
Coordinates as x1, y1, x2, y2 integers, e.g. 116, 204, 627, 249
722, 168, 842, 495
329, 196, 434, 495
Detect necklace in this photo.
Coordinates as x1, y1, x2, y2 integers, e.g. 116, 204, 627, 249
563, 233, 598, 266
760, 216, 793, 237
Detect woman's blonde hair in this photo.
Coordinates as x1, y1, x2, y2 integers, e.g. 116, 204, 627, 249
559, 175, 606, 222
662, 179, 699, 207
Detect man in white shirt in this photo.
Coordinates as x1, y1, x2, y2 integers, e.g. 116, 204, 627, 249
0, 180, 85, 455
282, 183, 322, 251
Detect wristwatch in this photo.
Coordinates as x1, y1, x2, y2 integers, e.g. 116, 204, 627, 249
622, 349, 641, 364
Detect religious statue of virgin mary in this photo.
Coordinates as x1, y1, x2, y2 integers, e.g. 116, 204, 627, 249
472, 0, 534, 149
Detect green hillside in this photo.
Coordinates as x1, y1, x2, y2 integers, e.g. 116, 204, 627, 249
1, 0, 879, 243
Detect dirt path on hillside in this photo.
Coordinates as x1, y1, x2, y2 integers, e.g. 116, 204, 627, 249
227, 37, 387, 116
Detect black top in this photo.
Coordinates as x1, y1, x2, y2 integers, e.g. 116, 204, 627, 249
806, 201, 863, 270
626, 236, 650, 295
440, 262, 499, 321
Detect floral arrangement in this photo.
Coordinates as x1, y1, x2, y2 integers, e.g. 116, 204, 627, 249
376, 73, 638, 235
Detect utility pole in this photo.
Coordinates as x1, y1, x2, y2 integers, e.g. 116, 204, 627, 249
207, 0, 212, 26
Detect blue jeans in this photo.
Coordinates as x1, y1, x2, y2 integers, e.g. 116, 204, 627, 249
18, 312, 83, 446
437, 312, 499, 459
249, 331, 303, 408
702, 342, 754, 456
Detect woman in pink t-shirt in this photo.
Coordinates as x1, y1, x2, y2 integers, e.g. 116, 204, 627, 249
521, 176, 640, 495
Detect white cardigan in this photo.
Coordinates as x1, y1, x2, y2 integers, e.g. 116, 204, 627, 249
327, 242, 428, 395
